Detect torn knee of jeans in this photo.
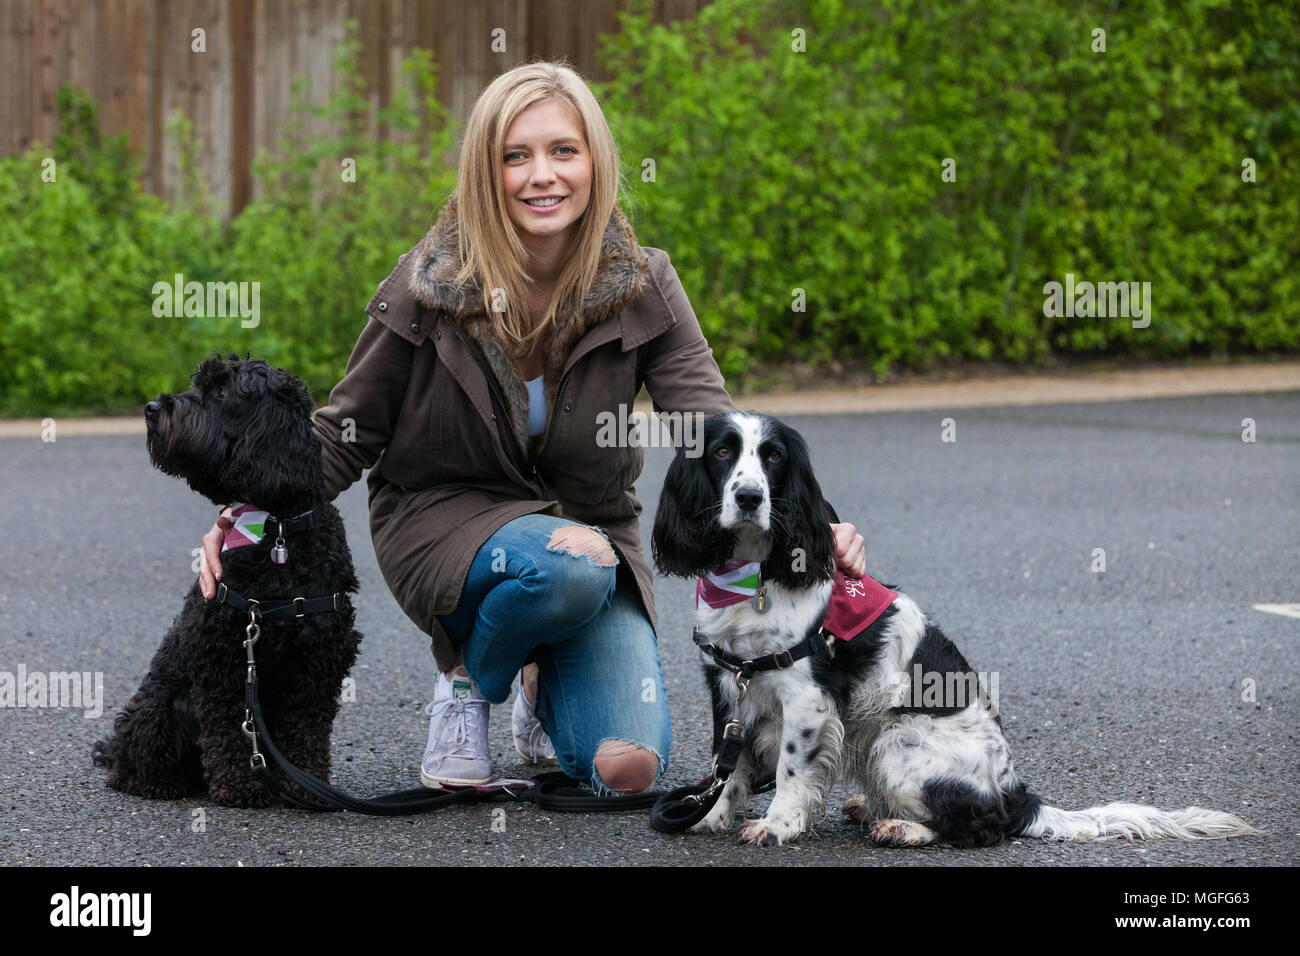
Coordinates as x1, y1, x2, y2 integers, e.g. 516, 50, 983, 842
546, 525, 618, 567
591, 738, 663, 796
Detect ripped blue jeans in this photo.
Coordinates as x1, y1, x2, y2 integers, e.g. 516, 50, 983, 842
435, 513, 671, 794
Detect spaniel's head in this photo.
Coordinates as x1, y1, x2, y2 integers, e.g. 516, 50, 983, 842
652, 411, 836, 589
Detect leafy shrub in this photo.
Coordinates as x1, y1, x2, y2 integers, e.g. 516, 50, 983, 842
2, 3, 1295, 414
0, 87, 218, 415
596, 0, 1299, 383
0, 24, 456, 415
216, 29, 457, 398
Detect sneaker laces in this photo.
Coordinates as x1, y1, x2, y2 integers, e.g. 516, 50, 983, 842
514, 687, 556, 762
423, 697, 485, 761
521, 718, 552, 761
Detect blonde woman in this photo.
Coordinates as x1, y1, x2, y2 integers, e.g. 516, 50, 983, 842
199, 61, 865, 795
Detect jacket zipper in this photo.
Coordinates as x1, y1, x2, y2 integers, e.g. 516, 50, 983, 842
446, 319, 550, 499
537, 369, 572, 460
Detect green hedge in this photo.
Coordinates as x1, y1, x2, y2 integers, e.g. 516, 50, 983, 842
0, 29, 455, 415
596, 0, 1299, 378
1, 2, 1295, 416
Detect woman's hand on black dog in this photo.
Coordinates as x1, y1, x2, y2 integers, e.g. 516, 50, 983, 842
199, 506, 234, 599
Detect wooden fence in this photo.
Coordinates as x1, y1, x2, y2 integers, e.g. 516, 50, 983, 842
1, 0, 709, 218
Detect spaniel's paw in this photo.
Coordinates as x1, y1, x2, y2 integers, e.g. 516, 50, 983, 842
739, 809, 807, 846
690, 801, 737, 834
842, 793, 870, 822
868, 818, 936, 847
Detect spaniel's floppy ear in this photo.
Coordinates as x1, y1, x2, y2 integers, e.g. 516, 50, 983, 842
652, 443, 736, 578
763, 420, 836, 589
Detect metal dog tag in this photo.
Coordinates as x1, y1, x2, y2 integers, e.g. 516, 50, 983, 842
271, 537, 288, 564
752, 587, 767, 614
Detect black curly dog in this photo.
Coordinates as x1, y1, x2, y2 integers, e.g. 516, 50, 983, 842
93, 353, 361, 807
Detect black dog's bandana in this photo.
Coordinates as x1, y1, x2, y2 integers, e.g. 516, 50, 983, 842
222, 503, 269, 552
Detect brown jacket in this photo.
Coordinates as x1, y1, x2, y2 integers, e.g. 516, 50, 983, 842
312, 196, 736, 672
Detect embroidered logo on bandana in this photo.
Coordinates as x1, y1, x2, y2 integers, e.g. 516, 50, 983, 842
695, 563, 897, 641
822, 571, 897, 641
695, 560, 762, 609
221, 502, 270, 552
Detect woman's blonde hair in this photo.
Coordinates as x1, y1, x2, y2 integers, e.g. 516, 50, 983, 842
453, 60, 623, 362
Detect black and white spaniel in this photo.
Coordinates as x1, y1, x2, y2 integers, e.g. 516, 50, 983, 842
652, 410, 1260, 847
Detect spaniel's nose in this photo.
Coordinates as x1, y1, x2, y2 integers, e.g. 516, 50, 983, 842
145, 400, 163, 420
734, 486, 764, 512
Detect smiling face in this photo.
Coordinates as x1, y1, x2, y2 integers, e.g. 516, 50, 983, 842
501, 97, 592, 251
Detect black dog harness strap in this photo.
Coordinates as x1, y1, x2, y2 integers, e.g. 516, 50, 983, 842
215, 582, 347, 623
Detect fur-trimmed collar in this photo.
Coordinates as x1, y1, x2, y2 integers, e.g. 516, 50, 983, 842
407, 194, 651, 457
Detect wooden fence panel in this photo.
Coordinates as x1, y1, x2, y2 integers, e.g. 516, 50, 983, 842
0, 0, 711, 218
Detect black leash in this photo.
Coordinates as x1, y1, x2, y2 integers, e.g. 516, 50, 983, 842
649, 626, 828, 832
648, 666, 778, 832
236, 609, 665, 815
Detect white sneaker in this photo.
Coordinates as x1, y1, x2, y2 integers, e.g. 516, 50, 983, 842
512, 681, 557, 765
421, 671, 493, 787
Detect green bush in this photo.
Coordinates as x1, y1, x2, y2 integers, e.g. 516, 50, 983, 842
217, 31, 457, 398
0, 24, 456, 415
596, 0, 1299, 382
1, 2, 1295, 415
0, 87, 218, 415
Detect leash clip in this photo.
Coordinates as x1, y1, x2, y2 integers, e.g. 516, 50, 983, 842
734, 673, 750, 703
244, 608, 261, 669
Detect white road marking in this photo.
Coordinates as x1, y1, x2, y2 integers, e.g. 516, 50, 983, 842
1253, 604, 1300, 619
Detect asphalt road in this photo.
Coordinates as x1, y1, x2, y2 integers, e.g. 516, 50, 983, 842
1, 392, 1296, 867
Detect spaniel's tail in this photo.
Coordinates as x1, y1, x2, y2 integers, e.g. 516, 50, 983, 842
1017, 801, 1261, 841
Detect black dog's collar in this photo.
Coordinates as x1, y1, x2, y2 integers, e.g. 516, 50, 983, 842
692, 623, 831, 679
263, 507, 319, 538
215, 581, 347, 623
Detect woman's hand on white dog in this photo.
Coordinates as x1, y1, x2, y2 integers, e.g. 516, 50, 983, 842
831, 522, 865, 578
199, 506, 234, 599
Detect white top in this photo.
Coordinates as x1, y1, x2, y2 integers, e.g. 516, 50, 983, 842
525, 374, 546, 438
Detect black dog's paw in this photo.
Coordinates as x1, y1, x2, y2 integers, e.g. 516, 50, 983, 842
91, 738, 113, 768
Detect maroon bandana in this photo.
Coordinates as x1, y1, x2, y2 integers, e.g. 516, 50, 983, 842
696, 562, 897, 641
823, 571, 897, 641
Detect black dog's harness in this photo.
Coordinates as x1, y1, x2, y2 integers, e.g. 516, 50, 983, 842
260, 507, 319, 538
214, 582, 347, 622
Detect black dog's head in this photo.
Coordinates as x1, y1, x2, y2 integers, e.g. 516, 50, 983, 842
651, 411, 836, 589
144, 353, 320, 512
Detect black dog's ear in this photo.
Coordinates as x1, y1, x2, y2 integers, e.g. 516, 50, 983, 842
763, 421, 835, 589
652, 444, 735, 578
219, 364, 320, 511
191, 351, 231, 390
